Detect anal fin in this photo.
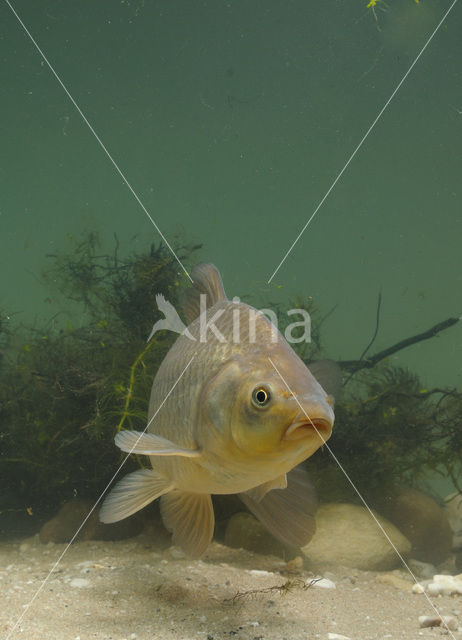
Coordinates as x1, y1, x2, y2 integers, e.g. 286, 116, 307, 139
115, 430, 201, 457
244, 474, 287, 502
160, 490, 214, 558
99, 469, 174, 523
239, 465, 317, 548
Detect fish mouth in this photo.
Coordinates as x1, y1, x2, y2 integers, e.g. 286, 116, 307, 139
283, 413, 333, 442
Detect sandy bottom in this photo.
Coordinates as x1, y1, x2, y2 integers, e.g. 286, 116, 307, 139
1, 535, 461, 640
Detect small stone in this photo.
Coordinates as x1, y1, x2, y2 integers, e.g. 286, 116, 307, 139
418, 615, 457, 630
312, 577, 336, 589
412, 583, 425, 594
69, 578, 90, 588
427, 574, 462, 596
327, 634, 351, 640
375, 573, 413, 591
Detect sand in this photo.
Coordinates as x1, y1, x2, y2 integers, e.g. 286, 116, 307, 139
1, 535, 461, 640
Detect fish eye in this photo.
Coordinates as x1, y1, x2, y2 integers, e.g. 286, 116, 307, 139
251, 386, 271, 408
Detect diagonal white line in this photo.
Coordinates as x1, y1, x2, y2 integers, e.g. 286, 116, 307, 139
5, 354, 195, 640
4, 0, 193, 284
267, 0, 459, 284
268, 356, 457, 640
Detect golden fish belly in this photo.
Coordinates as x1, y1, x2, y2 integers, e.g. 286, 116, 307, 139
150, 444, 311, 495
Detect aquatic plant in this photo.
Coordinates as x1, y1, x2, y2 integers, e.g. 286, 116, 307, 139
0, 233, 201, 535
306, 362, 462, 507
1, 234, 460, 539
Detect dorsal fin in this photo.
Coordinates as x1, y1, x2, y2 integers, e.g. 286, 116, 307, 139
182, 263, 227, 324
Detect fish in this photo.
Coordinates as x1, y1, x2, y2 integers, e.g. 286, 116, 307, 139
100, 263, 341, 557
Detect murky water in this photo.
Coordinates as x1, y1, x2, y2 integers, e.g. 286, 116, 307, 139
1, 1, 461, 638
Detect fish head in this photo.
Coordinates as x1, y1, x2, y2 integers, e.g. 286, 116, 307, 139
201, 343, 335, 461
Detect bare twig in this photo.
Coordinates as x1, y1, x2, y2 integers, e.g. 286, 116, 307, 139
339, 316, 460, 374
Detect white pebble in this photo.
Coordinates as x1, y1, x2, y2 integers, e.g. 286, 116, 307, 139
412, 583, 425, 594
69, 578, 90, 588
313, 578, 336, 589
426, 574, 462, 596
249, 569, 273, 576
327, 634, 351, 640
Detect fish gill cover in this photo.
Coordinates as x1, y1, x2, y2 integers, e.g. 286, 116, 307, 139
0, 232, 461, 539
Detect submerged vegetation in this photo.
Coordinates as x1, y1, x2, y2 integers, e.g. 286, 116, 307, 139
0, 233, 201, 534
309, 365, 462, 506
0, 233, 460, 536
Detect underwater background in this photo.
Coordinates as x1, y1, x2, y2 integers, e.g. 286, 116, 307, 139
1, 0, 461, 525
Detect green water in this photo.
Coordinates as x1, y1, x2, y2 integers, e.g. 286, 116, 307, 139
1, 0, 461, 489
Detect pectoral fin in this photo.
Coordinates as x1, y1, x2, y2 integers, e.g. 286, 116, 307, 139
244, 474, 287, 503
160, 490, 214, 558
99, 469, 174, 523
115, 430, 201, 458
239, 465, 317, 548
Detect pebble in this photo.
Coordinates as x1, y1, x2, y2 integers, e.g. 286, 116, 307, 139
69, 578, 90, 588
418, 615, 458, 630
327, 634, 351, 640
375, 573, 413, 591
312, 578, 336, 590
412, 583, 425, 594
426, 574, 462, 596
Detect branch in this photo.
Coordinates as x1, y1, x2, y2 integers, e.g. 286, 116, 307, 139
338, 316, 461, 373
